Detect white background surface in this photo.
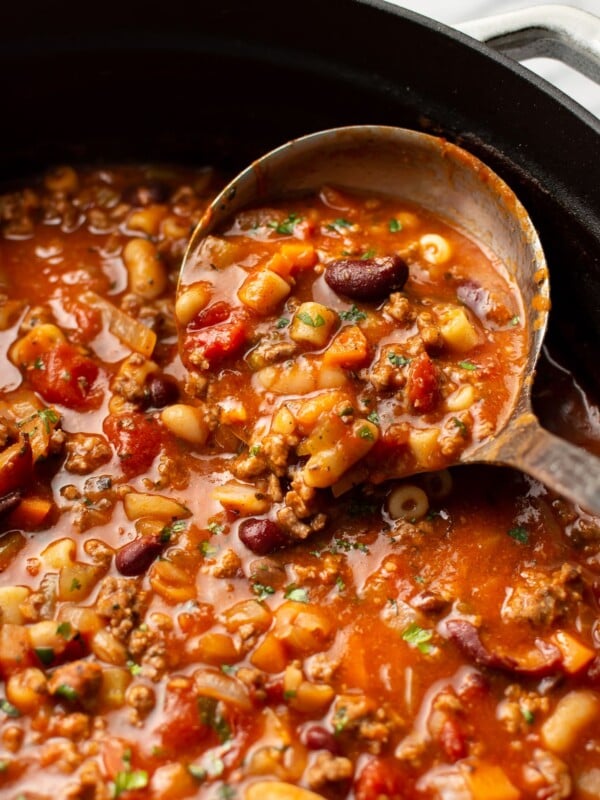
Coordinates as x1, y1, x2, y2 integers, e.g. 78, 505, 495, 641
387, 1, 600, 118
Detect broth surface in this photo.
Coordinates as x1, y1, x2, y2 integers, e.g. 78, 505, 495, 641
0, 167, 598, 800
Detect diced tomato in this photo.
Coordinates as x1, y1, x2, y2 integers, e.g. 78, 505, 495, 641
354, 757, 406, 800
27, 342, 100, 409
104, 412, 163, 478
70, 302, 103, 343
438, 717, 468, 762
407, 352, 440, 413
102, 737, 132, 778
158, 688, 210, 752
184, 318, 247, 367
188, 301, 232, 330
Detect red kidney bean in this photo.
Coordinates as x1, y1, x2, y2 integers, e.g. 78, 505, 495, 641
238, 518, 287, 555
145, 374, 179, 408
115, 535, 164, 576
325, 255, 408, 300
0, 490, 22, 516
302, 724, 339, 753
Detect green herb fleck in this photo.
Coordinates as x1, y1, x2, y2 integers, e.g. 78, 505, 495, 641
452, 417, 468, 437
56, 622, 72, 639
33, 357, 45, 370
339, 406, 354, 417
357, 425, 375, 441
275, 317, 289, 329
200, 541, 218, 557
402, 623, 433, 654
38, 408, 59, 434
388, 218, 402, 233
327, 217, 353, 231
35, 647, 55, 666
360, 249, 376, 260
367, 410, 380, 425
331, 537, 369, 554
127, 660, 142, 676
208, 522, 224, 536
217, 785, 236, 800
414, 575, 426, 584
297, 310, 325, 328
508, 526, 529, 544
0, 760, 8, 772
521, 707, 535, 724
338, 304, 367, 323
188, 764, 207, 782
220, 664, 237, 676
284, 584, 309, 603
161, 520, 187, 543
332, 706, 348, 734
269, 213, 301, 236
252, 582, 275, 601
0, 699, 20, 718
70, 578, 82, 592
55, 684, 79, 702
283, 689, 297, 699
458, 360, 478, 371
335, 576, 346, 592
249, 444, 261, 456
510, 315, 520, 326
113, 769, 149, 797
388, 352, 410, 368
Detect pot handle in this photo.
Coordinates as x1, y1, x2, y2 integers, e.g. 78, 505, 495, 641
457, 4, 600, 85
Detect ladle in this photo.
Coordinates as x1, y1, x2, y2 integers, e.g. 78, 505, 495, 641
178, 125, 600, 514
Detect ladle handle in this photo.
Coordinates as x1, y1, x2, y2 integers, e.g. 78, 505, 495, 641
494, 418, 600, 515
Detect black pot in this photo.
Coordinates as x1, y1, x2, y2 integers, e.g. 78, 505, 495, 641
1, 0, 599, 385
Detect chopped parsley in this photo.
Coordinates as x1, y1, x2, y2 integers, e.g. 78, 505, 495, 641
38, 408, 59, 434
521, 707, 535, 724
208, 521, 224, 536
338, 304, 367, 323
70, 578, 82, 592
357, 425, 375, 441
388, 218, 402, 233
161, 520, 187, 542
56, 621, 72, 639
55, 684, 79, 702
331, 537, 369, 554
35, 647, 55, 666
249, 444, 261, 456
217, 785, 236, 800
360, 248, 376, 260
327, 218, 353, 231
284, 584, 309, 603
402, 623, 433, 654
33, 357, 45, 370
252, 582, 275, 601
508, 526, 529, 544
269, 213, 301, 235
127, 660, 142, 676
297, 310, 325, 328
332, 706, 348, 734
0, 699, 20, 718
458, 360, 478, 371
452, 417, 468, 437
113, 769, 149, 798
335, 576, 346, 592
275, 317, 289, 329
510, 315, 520, 326
367, 411, 380, 425
200, 541, 218, 557
388, 352, 410, 368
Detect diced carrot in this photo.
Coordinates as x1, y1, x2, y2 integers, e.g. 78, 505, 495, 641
267, 243, 317, 278
323, 325, 369, 368
250, 632, 288, 673
462, 761, 521, 800
8, 497, 53, 529
552, 630, 596, 674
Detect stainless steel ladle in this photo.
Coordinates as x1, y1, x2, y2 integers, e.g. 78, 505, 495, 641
179, 125, 600, 514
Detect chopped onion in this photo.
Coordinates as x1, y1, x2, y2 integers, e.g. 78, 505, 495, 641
192, 668, 252, 710
81, 291, 156, 357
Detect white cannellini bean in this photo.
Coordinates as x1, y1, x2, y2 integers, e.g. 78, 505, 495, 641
541, 690, 600, 754
123, 238, 168, 300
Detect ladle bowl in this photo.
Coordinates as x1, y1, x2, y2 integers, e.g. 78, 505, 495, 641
179, 125, 600, 514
